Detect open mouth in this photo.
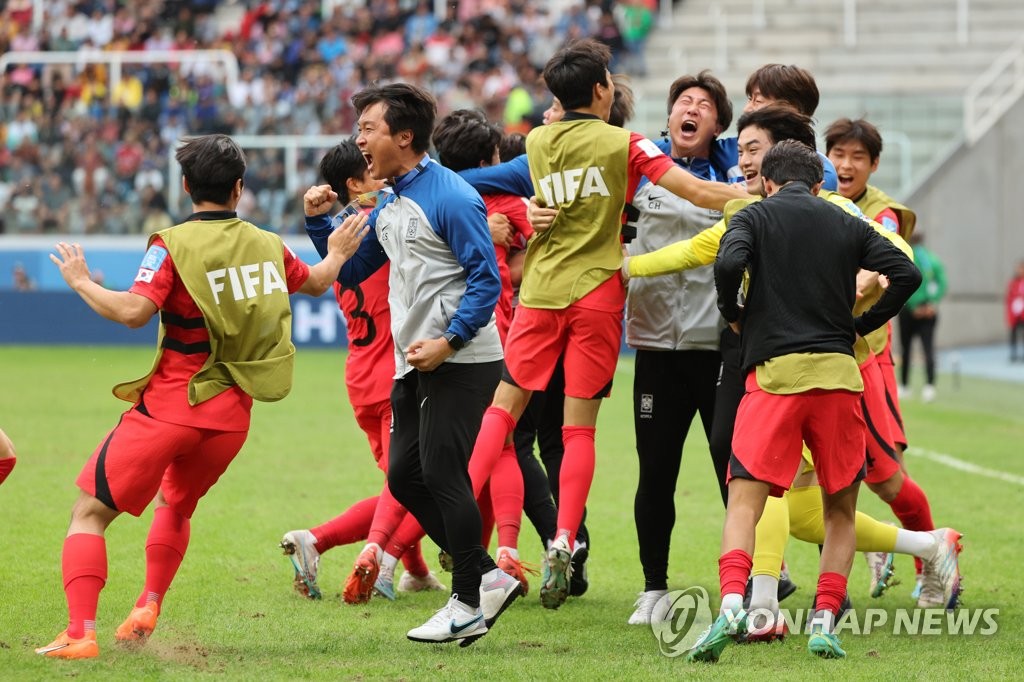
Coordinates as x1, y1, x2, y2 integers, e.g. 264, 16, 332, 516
680, 120, 699, 134
362, 152, 374, 171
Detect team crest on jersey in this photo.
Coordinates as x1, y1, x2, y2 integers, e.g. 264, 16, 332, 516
405, 217, 419, 241
640, 393, 654, 415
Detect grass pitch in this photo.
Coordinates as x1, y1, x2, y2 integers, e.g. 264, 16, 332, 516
1, 345, 1022, 680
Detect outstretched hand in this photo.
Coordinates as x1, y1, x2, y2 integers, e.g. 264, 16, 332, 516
49, 242, 92, 291
304, 184, 338, 216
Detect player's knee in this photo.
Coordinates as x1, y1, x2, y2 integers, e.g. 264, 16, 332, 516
867, 471, 903, 502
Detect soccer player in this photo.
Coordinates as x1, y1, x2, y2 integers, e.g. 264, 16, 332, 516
626, 70, 732, 625
36, 134, 369, 659
458, 73, 639, 597
0, 427, 16, 486
431, 109, 536, 591
281, 140, 443, 604
468, 37, 745, 611
688, 139, 921, 662
1008, 261, 1024, 361
825, 117, 942, 599
626, 108, 962, 616
305, 83, 519, 645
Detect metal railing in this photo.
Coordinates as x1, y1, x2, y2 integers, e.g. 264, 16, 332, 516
0, 49, 240, 95
963, 34, 1024, 145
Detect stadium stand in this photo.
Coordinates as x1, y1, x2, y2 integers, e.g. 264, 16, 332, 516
0, 0, 656, 237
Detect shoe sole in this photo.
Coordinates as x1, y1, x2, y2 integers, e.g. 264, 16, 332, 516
870, 554, 899, 598
540, 551, 571, 610
481, 581, 523, 629
343, 565, 377, 604
281, 540, 322, 600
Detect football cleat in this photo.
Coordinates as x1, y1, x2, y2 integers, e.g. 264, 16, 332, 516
398, 570, 447, 593
627, 589, 668, 625
496, 548, 538, 597
910, 573, 924, 600
865, 550, 899, 598
343, 543, 381, 605
478, 568, 522, 632
738, 609, 788, 643
35, 629, 99, 659
807, 624, 846, 658
280, 530, 322, 600
569, 543, 589, 597
918, 528, 963, 609
115, 601, 160, 644
685, 609, 746, 663
539, 537, 572, 610
407, 596, 487, 645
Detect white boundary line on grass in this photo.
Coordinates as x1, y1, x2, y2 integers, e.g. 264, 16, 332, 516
905, 447, 1024, 487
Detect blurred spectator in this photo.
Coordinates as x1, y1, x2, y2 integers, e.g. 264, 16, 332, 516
898, 232, 947, 402
13, 262, 35, 291
0, 0, 652, 235
619, 0, 654, 76
1007, 261, 1024, 362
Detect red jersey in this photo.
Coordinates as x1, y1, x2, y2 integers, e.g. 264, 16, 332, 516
333, 262, 394, 407
129, 236, 310, 431
482, 193, 533, 344
1008, 276, 1024, 326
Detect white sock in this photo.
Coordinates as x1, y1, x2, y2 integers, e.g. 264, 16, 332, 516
720, 592, 744, 616
573, 539, 587, 555
481, 567, 499, 583
811, 609, 836, 633
894, 528, 938, 560
379, 552, 399, 581
497, 546, 519, 560
749, 575, 780, 613
362, 541, 382, 561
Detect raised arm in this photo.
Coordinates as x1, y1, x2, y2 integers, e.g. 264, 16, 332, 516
657, 165, 749, 212
50, 242, 158, 328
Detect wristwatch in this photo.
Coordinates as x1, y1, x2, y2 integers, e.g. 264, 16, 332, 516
443, 331, 465, 351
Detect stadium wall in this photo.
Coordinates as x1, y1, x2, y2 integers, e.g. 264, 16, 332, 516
0, 237, 351, 348
907, 92, 1024, 348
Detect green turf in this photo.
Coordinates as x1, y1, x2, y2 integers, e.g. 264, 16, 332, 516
1, 346, 1021, 680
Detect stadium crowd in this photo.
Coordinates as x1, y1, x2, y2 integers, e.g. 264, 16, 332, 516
0, 0, 657, 236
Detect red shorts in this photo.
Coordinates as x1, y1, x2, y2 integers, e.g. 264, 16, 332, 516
875, 333, 907, 447
729, 371, 866, 496
353, 398, 392, 472
77, 408, 247, 518
503, 278, 624, 399
860, 355, 902, 484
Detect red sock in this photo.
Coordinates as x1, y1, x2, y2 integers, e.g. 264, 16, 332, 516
555, 426, 596, 548
889, 476, 935, 575
492, 443, 523, 549
311, 496, 377, 553
387, 512, 426, 563
136, 506, 190, 608
814, 572, 848, 616
718, 549, 752, 599
0, 457, 15, 485
62, 533, 107, 638
469, 407, 516, 497
367, 482, 408, 548
400, 540, 430, 577
479, 481, 495, 550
